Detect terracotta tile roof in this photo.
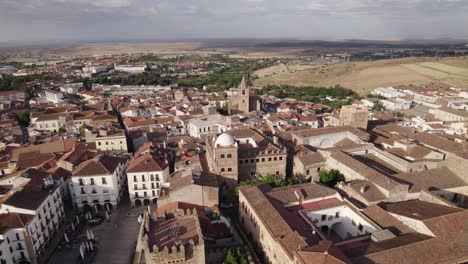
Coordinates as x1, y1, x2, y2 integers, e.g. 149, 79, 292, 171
127, 153, 167, 173
344, 180, 386, 203
362, 205, 414, 235
148, 216, 200, 252
292, 126, 370, 141
16, 152, 56, 171
0, 213, 33, 234
380, 200, 463, 221
329, 151, 404, 192
3, 188, 50, 211
267, 183, 337, 204
11, 138, 76, 161
240, 184, 350, 263
410, 133, 466, 153
72, 154, 127, 177
389, 167, 466, 193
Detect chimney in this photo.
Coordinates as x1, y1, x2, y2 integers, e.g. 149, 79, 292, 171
294, 189, 304, 205
360, 186, 367, 194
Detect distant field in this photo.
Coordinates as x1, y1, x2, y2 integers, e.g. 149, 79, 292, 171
254, 57, 468, 94
253, 64, 318, 78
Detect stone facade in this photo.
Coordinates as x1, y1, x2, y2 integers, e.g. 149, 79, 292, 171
134, 209, 205, 264
339, 105, 368, 129
228, 76, 251, 114
206, 129, 287, 183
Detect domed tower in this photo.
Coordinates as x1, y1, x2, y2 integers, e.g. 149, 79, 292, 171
213, 133, 239, 184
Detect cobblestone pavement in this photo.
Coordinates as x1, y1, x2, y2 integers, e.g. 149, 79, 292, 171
49, 199, 144, 264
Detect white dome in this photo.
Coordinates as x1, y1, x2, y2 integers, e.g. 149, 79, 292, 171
215, 133, 235, 147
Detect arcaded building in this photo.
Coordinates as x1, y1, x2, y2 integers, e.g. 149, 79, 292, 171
206, 128, 287, 184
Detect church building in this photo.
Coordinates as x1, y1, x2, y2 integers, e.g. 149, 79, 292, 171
228, 76, 260, 114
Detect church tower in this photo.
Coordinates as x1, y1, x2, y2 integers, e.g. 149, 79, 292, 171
237, 75, 250, 113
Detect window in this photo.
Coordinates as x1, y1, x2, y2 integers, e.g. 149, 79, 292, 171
239, 160, 243, 164
306, 170, 310, 175
220, 154, 225, 158
79, 179, 84, 186
227, 154, 232, 158
133, 175, 137, 182
152, 190, 155, 196
141, 175, 145, 181
102, 177, 107, 184
279, 157, 283, 161
90, 178, 95, 185
321, 215, 326, 221
256, 159, 259, 162
144, 192, 147, 197
151, 183, 155, 189
143, 184, 146, 189
135, 192, 139, 198
274, 157, 277, 161
16, 234, 19, 241
251, 159, 254, 163
150, 175, 154, 181
98, 142, 101, 146
221, 168, 225, 172
228, 168, 232, 172
268, 157, 272, 161
335, 212, 340, 218
262, 158, 265, 162
134, 184, 137, 190
358, 224, 363, 232
80, 187, 85, 195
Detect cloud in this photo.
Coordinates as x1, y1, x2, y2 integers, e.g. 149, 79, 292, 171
0, 0, 467, 42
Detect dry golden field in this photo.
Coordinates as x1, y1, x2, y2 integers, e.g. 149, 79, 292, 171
254, 57, 468, 95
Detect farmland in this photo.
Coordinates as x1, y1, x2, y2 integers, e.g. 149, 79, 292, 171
254, 57, 468, 95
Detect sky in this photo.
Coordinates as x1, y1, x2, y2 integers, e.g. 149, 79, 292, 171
1, 0, 468, 43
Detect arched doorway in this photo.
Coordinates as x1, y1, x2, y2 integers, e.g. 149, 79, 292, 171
82, 204, 92, 213
143, 199, 151, 206
105, 203, 113, 212
134, 199, 142, 207
152, 198, 158, 205
330, 222, 345, 242
94, 203, 104, 212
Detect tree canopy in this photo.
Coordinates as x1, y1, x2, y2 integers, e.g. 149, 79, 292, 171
256, 84, 357, 109
17, 111, 31, 127
222, 247, 249, 264
319, 169, 345, 187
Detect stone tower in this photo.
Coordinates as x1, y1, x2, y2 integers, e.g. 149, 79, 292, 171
238, 75, 250, 113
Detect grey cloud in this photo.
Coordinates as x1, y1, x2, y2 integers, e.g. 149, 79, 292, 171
0, 0, 467, 43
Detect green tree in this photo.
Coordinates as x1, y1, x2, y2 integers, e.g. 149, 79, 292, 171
17, 111, 30, 127
222, 247, 249, 264
236, 174, 295, 197
319, 169, 345, 187
394, 112, 405, 119
371, 102, 383, 112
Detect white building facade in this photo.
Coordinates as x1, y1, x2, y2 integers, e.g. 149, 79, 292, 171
126, 154, 170, 207
70, 154, 129, 210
